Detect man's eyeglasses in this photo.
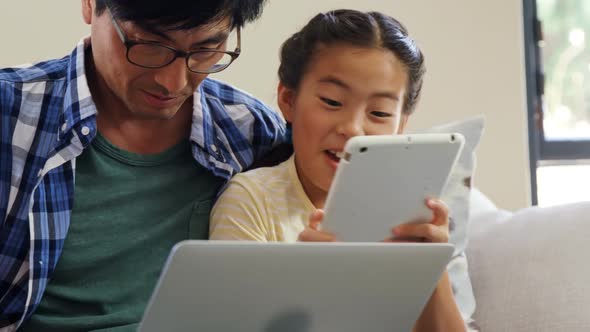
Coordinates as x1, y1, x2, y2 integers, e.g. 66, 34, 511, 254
106, 6, 240, 74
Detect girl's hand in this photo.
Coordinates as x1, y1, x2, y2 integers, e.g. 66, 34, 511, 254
389, 198, 450, 243
298, 209, 337, 242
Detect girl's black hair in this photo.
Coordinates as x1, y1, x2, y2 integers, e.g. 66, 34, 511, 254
278, 9, 425, 114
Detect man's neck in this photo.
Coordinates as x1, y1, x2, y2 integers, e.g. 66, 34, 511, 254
86, 51, 193, 155
95, 100, 193, 154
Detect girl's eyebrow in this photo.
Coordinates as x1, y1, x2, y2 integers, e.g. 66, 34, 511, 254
318, 76, 400, 101
372, 91, 400, 101
318, 76, 351, 91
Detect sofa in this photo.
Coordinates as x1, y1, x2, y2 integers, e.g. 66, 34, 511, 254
465, 190, 590, 332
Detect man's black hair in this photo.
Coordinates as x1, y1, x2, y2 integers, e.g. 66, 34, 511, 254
95, 0, 268, 30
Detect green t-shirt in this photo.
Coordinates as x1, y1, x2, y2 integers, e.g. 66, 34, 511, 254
20, 133, 224, 332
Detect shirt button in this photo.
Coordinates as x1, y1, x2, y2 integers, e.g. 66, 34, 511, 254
61, 122, 67, 132
210, 144, 218, 153
39, 260, 44, 266
81, 126, 90, 136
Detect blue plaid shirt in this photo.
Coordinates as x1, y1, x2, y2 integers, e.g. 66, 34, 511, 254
0, 39, 286, 331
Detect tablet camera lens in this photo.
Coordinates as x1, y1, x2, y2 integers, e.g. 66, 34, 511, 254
360, 147, 368, 153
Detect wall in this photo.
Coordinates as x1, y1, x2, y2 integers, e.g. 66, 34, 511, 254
0, 1, 531, 210
1, 3, 88, 65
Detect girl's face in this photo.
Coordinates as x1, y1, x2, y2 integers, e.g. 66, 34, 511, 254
278, 43, 410, 207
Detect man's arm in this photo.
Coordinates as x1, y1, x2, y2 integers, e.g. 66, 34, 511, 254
0, 79, 29, 330
248, 102, 288, 163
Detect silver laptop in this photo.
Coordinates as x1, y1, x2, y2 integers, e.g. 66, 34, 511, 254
138, 240, 453, 332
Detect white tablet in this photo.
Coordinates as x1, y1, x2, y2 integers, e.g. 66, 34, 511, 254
138, 240, 454, 332
322, 133, 464, 242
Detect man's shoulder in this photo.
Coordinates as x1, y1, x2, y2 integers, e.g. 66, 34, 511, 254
0, 56, 69, 84
200, 78, 274, 113
0, 57, 73, 154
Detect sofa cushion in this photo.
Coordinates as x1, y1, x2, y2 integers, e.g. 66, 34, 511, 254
467, 201, 590, 332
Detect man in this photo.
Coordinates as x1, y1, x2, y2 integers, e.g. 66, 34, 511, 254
0, 0, 285, 330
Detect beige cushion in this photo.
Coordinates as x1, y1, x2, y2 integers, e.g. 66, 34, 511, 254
467, 202, 590, 332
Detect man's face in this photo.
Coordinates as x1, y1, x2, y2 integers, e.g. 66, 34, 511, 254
84, 1, 233, 120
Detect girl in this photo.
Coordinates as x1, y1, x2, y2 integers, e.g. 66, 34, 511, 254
210, 9, 468, 331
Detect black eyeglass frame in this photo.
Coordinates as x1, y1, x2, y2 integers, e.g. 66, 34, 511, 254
105, 5, 241, 74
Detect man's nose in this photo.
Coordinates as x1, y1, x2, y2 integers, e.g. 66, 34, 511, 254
153, 58, 190, 94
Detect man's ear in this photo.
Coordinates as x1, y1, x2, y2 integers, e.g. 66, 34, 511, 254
397, 114, 410, 134
82, 0, 94, 25
277, 82, 296, 123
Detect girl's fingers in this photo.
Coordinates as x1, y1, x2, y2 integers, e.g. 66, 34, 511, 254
298, 228, 336, 242
426, 198, 449, 227
300, 209, 336, 241
392, 223, 449, 243
308, 209, 325, 231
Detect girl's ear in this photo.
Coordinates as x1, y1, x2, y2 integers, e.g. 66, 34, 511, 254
397, 114, 410, 134
277, 82, 296, 123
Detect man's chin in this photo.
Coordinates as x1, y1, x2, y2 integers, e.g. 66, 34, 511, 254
131, 107, 181, 121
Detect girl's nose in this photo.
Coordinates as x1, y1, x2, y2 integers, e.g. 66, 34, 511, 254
336, 111, 365, 138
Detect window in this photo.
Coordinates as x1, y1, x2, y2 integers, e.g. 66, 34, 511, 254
524, 0, 590, 206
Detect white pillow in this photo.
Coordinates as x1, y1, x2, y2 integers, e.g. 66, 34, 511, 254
467, 201, 590, 332
468, 188, 513, 239
469, 188, 499, 218
418, 116, 485, 330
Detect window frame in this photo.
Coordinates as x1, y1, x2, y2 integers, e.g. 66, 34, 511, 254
523, 0, 590, 205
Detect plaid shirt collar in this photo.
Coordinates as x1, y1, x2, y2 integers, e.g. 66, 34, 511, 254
57, 38, 284, 178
